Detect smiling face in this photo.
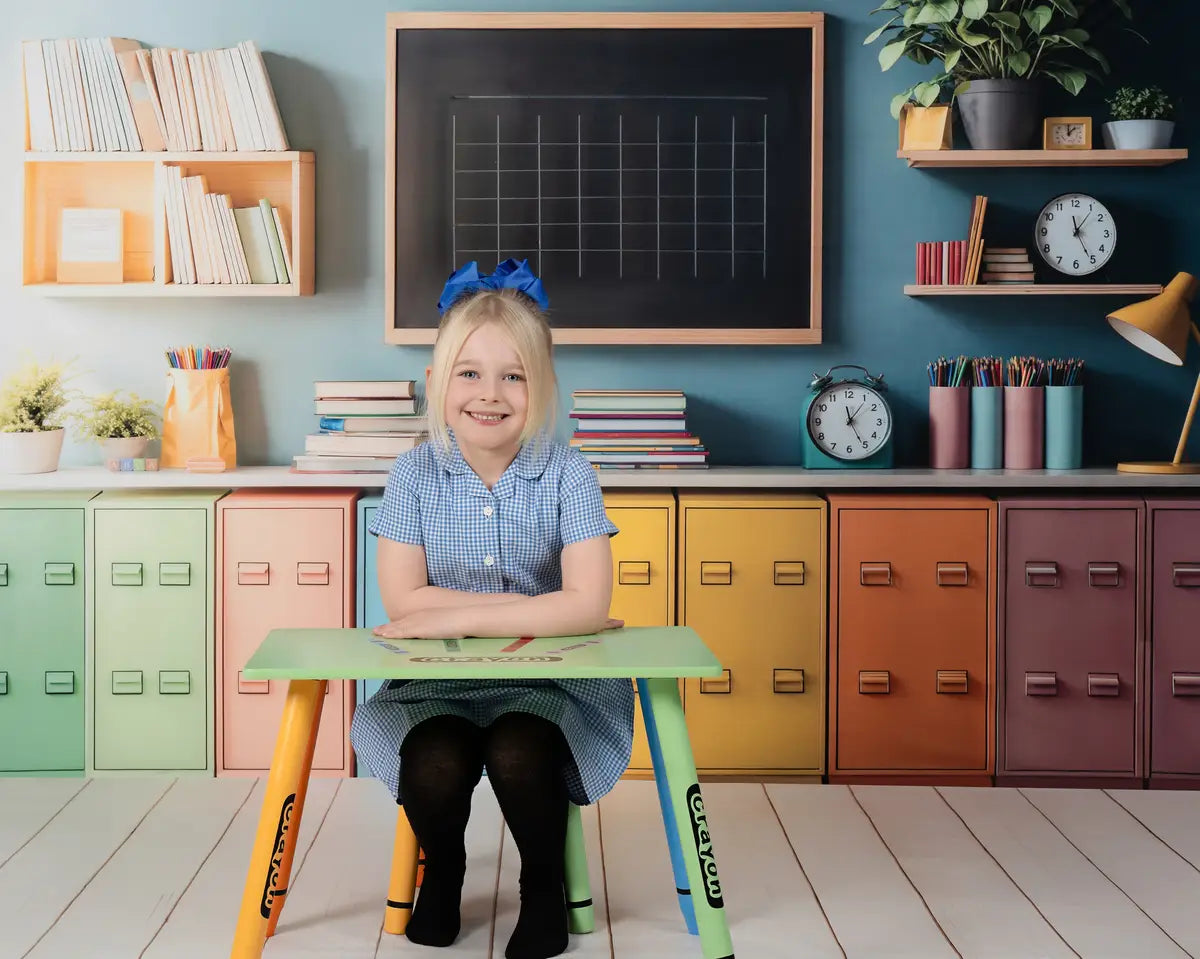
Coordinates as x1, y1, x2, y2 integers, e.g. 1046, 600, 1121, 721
443, 322, 529, 459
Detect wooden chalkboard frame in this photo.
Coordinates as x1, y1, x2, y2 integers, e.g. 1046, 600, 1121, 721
384, 11, 825, 345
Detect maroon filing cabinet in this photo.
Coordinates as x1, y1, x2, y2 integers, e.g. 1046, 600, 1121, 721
1147, 500, 1200, 786
997, 498, 1145, 786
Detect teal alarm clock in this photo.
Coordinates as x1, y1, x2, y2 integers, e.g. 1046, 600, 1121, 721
801, 364, 894, 469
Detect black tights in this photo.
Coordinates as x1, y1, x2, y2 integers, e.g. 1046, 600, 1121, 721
398, 712, 570, 958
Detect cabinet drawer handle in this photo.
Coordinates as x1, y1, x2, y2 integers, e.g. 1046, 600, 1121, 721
44, 670, 74, 695
1025, 562, 1058, 588
1087, 562, 1121, 589
618, 560, 650, 586
112, 670, 143, 695
936, 562, 968, 587
237, 562, 269, 586
1172, 673, 1200, 696
159, 562, 191, 586
297, 562, 330, 586
0, 563, 7, 587
772, 668, 805, 694
1088, 673, 1120, 697
1025, 671, 1057, 696
859, 670, 890, 694
936, 669, 968, 694
773, 561, 806, 586
238, 671, 270, 695
699, 669, 731, 694
45, 562, 75, 586
159, 670, 192, 695
0, 671, 6, 695
111, 562, 142, 587
1172, 563, 1200, 588
859, 562, 892, 587
700, 561, 732, 586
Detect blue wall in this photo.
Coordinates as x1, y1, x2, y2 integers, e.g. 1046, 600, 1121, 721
4, 2, 1195, 468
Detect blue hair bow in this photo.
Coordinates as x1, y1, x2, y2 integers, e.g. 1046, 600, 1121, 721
436, 258, 549, 314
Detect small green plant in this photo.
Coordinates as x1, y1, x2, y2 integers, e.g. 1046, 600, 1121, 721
0, 359, 72, 433
73, 391, 160, 441
1106, 85, 1174, 121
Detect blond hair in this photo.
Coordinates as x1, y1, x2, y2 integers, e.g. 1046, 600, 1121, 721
425, 289, 557, 451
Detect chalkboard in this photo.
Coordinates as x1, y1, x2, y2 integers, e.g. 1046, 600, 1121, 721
384, 13, 825, 345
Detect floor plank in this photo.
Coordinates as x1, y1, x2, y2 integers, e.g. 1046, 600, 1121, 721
28, 776, 254, 959
0, 777, 87, 868
142, 778, 340, 959
1023, 788, 1200, 955
1108, 788, 1200, 871
767, 784, 955, 958
0, 777, 173, 959
940, 786, 1186, 959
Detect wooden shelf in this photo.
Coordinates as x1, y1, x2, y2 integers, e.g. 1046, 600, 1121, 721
25, 281, 303, 297
898, 148, 1187, 168
905, 283, 1162, 297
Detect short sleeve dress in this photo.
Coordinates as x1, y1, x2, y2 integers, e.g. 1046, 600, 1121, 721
349, 432, 633, 806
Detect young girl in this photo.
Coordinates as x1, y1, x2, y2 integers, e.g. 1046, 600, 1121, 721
350, 261, 632, 959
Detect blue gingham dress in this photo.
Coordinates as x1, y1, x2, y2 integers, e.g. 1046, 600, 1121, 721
350, 432, 633, 805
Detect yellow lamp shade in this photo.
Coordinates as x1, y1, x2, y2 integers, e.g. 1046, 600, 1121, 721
1106, 272, 1197, 366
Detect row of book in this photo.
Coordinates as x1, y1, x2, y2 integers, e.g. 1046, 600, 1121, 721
570, 390, 709, 469
915, 241, 1035, 285
292, 381, 425, 474
22, 37, 288, 153
915, 194, 1006, 286
164, 168, 292, 285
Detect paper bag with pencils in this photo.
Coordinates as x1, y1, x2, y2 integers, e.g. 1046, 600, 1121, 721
161, 368, 237, 468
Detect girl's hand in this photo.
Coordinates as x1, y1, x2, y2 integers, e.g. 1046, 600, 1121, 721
601, 617, 624, 631
373, 608, 467, 640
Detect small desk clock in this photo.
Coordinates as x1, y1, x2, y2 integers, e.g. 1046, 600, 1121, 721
802, 364, 894, 469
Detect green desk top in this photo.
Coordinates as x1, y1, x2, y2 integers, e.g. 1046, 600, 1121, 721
242, 626, 723, 681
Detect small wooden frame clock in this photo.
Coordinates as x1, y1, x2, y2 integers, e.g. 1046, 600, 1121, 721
1043, 116, 1093, 150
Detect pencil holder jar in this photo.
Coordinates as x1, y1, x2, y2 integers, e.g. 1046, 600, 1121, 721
161, 368, 237, 468
929, 386, 970, 468
1003, 386, 1044, 470
1044, 385, 1083, 469
970, 385, 1004, 469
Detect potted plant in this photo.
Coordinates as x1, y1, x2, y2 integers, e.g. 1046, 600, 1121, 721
1103, 84, 1175, 148
0, 359, 72, 474
866, 0, 1137, 150
73, 390, 160, 461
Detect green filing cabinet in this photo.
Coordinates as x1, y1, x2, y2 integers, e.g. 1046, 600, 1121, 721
355, 494, 385, 775
87, 489, 227, 775
0, 492, 98, 776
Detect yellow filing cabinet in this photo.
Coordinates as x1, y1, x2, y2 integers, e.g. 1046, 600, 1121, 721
678, 492, 826, 776
604, 491, 675, 776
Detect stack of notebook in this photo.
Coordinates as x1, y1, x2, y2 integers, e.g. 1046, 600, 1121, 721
569, 390, 709, 469
291, 380, 426, 473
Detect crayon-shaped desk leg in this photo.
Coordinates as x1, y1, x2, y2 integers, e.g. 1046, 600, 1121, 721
637, 678, 734, 959
230, 679, 326, 959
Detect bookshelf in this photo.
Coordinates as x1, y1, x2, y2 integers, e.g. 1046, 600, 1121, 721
898, 148, 1188, 168
22, 151, 314, 296
905, 283, 1163, 297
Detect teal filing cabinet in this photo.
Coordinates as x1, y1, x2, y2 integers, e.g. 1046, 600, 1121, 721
0, 492, 97, 776
356, 495, 386, 755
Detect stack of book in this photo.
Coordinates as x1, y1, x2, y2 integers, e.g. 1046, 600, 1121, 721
292, 380, 427, 474
980, 247, 1035, 285
569, 390, 708, 469
22, 37, 288, 153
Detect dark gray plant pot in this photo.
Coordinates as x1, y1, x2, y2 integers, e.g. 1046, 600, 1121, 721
956, 79, 1041, 150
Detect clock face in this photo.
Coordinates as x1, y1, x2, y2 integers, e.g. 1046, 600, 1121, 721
1035, 193, 1116, 277
1050, 122, 1087, 147
806, 382, 892, 461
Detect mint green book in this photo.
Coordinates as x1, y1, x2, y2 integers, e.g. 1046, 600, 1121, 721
232, 206, 277, 283
258, 198, 289, 283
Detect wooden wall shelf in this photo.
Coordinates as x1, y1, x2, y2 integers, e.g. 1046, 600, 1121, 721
905, 284, 1162, 297
898, 148, 1187, 168
22, 151, 314, 296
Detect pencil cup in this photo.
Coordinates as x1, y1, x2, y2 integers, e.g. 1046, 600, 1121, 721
929, 386, 970, 468
1003, 386, 1044, 470
1044, 385, 1083, 469
161, 368, 238, 468
970, 386, 1003, 469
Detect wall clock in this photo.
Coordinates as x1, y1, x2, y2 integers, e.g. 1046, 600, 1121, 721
801, 365, 894, 469
1034, 192, 1117, 278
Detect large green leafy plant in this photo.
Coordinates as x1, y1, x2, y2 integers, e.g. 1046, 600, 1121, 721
865, 0, 1135, 118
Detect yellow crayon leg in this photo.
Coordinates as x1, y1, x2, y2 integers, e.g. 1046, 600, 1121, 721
230, 679, 326, 959
384, 804, 420, 935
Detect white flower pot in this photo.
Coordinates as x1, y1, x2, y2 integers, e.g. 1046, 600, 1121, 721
0, 428, 65, 474
99, 436, 150, 460
1102, 119, 1175, 150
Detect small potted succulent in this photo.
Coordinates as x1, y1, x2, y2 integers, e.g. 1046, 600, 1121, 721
74, 390, 160, 461
0, 359, 73, 474
1103, 85, 1176, 149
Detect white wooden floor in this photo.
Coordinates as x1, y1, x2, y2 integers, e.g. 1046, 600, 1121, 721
1, 778, 1199, 959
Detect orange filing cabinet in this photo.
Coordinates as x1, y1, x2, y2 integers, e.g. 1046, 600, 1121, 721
829, 494, 996, 784
678, 491, 826, 778
216, 489, 358, 777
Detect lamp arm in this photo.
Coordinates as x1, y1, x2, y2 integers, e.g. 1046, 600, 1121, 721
1171, 321, 1200, 465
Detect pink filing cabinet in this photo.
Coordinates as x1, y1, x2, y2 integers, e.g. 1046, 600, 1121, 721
997, 498, 1145, 786
216, 489, 358, 776
1147, 500, 1200, 786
